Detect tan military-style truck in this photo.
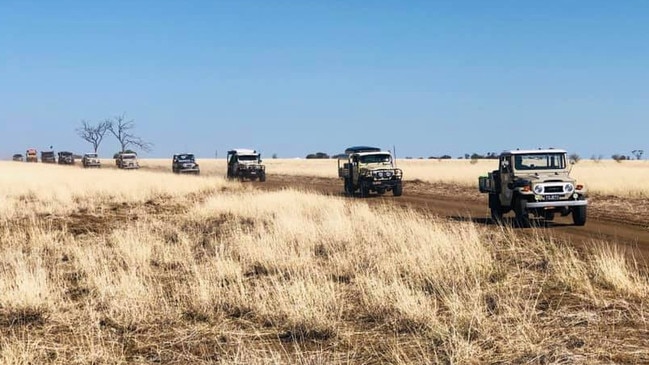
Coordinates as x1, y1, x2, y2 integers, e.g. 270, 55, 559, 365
479, 149, 588, 227
226, 149, 266, 181
116, 152, 140, 169
338, 146, 403, 197
26, 148, 38, 162
82, 153, 101, 168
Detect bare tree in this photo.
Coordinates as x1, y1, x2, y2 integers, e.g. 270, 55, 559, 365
76, 120, 110, 153
107, 113, 153, 153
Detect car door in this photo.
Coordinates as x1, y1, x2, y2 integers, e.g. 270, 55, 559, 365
499, 155, 515, 207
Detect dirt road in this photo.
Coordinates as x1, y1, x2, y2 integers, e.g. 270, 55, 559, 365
255, 174, 649, 264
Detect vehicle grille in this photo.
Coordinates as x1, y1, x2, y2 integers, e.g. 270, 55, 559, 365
545, 186, 564, 193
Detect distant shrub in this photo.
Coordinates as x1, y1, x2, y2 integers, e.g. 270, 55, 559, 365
306, 152, 330, 159
612, 154, 627, 163
569, 153, 581, 163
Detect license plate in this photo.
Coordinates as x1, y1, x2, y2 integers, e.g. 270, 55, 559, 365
544, 194, 562, 201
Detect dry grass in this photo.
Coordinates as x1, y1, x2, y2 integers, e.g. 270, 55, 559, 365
0, 161, 648, 363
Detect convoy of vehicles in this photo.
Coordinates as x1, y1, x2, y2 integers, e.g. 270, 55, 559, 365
338, 146, 403, 197
10, 144, 593, 229
226, 149, 266, 181
479, 149, 588, 227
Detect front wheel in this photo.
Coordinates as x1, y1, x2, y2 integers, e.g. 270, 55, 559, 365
489, 194, 503, 224
392, 183, 403, 197
572, 206, 587, 226
343, 178, 353, 195
360, 182, 370, 197
259, 172, 266, 182
514, 196, 531, 228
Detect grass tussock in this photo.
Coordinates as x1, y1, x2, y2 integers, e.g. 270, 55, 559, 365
0, 162, 647, 363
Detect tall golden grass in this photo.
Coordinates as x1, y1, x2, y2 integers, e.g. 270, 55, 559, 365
0, 161, 647, 363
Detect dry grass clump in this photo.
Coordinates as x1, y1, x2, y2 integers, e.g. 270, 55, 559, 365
0, 163, 647, 363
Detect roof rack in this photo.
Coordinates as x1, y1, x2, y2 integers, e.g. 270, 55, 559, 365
344, 146, 381, 155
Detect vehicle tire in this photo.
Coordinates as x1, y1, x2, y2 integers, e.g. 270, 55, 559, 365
259, 172, 266, 182
572, 206, 587, 226
344, 178, 353, 195
392, 183, 403, 197
513, 196, 531, 228
489, 194, 503, 224
360, 181, 370, 197
544, 211, 555, 221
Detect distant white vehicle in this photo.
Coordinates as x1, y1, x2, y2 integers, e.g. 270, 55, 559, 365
82, 153, 101, 168
116, 152, 139, 170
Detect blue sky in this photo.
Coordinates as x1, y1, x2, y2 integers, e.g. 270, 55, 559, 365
1, 1, 647, 158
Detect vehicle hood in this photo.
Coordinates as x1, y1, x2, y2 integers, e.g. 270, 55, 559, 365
516, 172, 575, 184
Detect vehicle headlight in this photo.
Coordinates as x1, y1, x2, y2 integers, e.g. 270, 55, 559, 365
533, 185, 544, 194
564, 183, 574, 193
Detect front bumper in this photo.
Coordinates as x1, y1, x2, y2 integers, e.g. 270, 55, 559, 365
364, 178, 402, 189
237, 168, 264, 177
525, 200, 588, 209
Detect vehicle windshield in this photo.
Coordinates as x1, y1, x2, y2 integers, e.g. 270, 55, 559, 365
238, 155, 259, 162
86, 154, 98, 158
122, 155, 136, 159
514, 153, 566, 171
359, 153, 392, 164
177, 154, 195, 161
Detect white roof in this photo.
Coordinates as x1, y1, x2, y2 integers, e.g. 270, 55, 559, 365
232, 148, 258, 155
504, 149, 567, 155
355, 151, 392, 157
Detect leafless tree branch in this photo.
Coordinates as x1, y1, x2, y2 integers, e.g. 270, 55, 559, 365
76, 120, 110, 153
106, 113, 153, 153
